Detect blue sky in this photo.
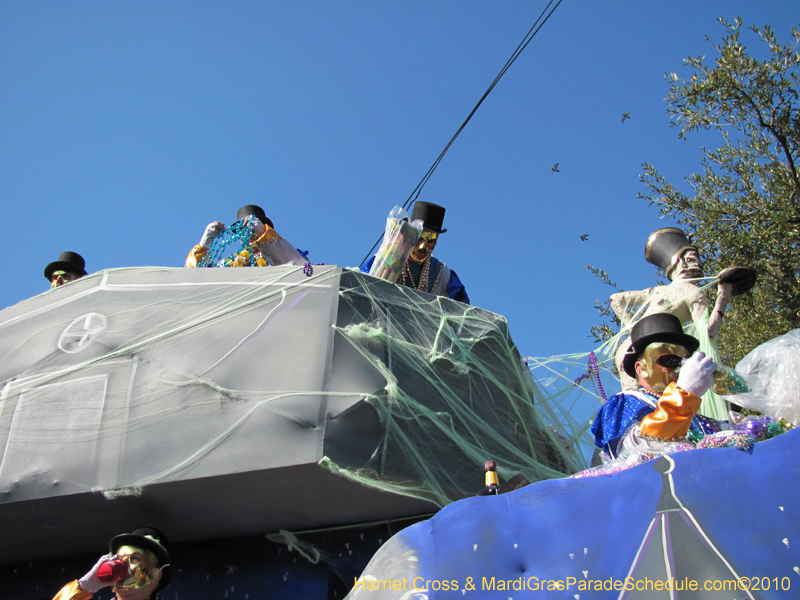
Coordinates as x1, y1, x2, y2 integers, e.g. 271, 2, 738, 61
1, 0, 796, 358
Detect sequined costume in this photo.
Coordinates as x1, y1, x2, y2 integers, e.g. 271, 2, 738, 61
592, 382, 710, 459
361, 255, 469, 304
185, 225, 306, 268
52, 581, 92, 600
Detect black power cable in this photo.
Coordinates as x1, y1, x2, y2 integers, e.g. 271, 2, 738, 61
360, 0, 564, 266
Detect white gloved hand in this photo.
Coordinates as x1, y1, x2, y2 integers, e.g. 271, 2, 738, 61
244, 215, 266, 240
78, 554, 117, 594
199, 221, 225, 248
677, 351, 717, 397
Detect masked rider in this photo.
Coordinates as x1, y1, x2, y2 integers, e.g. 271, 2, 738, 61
53, 527, 171, 600
45, 252, 88, 289
592, 313, 719, 461
363, 201, 468, 303
186, 204, 306, 268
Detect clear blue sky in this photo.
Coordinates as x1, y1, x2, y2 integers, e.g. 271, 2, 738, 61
1, 1, 796, 358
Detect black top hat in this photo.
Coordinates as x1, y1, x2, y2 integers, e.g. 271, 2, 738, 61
645, 228, 697, 279
44, 252, 87, 281
110, 526, 172, 592
410, 201, 447, 234
622, 313, 699, 378
237, 205, 274, 229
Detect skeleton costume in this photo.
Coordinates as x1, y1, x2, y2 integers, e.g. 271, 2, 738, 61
609, 228, 755, 405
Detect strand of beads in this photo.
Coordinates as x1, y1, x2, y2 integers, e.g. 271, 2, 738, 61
198, 220, 257, 268
401, 258, 431, 290
588, 351, 607, 402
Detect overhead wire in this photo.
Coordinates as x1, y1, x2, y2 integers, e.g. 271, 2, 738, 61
360, 0, 564, 266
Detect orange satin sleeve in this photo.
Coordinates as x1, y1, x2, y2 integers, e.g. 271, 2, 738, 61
52, 580, 92, 600
639, 381, 701, 439
185, 244, 209, 268
253, 225, 281, 246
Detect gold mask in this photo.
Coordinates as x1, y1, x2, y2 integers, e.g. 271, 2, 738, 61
409, 231, 438, 264
635, 343, 690, 393
50, 270, 80, 289
113, 545, 160, 593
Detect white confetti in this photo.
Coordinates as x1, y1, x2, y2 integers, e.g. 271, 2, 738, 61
283, 572, 288, 582
584, 548, 588, 556
514, 544, 518, 548
582, 571, 588, 578
461, 590, 466, 596
360, 534, 365, 540
574, 596, 580, 600
224, 592, 228, 599
780, 506, 785, 511
473, 544, 478, 552
784, 538, 790, 548
378, 538, 383, 545
794, 566, 800, 576
569, 553, 574, 560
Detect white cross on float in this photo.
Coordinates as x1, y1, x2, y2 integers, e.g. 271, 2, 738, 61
58, 313, 108, 354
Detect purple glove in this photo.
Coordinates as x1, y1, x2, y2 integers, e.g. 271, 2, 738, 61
677, 351, 717, 397
199, 221, 225, 248
78, 553, 116, 594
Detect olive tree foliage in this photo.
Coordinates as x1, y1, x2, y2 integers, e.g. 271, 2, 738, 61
591, 19, 800, 366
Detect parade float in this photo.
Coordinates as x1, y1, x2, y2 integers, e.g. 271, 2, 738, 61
0, 261, 576, 600
340, 228, 800, 600
2, 220, 798, 600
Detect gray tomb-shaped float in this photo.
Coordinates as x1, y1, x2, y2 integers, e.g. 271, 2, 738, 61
0, 266, 571, 564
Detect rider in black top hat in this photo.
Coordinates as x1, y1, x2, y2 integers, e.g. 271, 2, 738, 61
53, 526, 172, 600
362, 201, 469, 303
592, 313, 718, 460
45, 252, 88, 289
186, 205, 306, 268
